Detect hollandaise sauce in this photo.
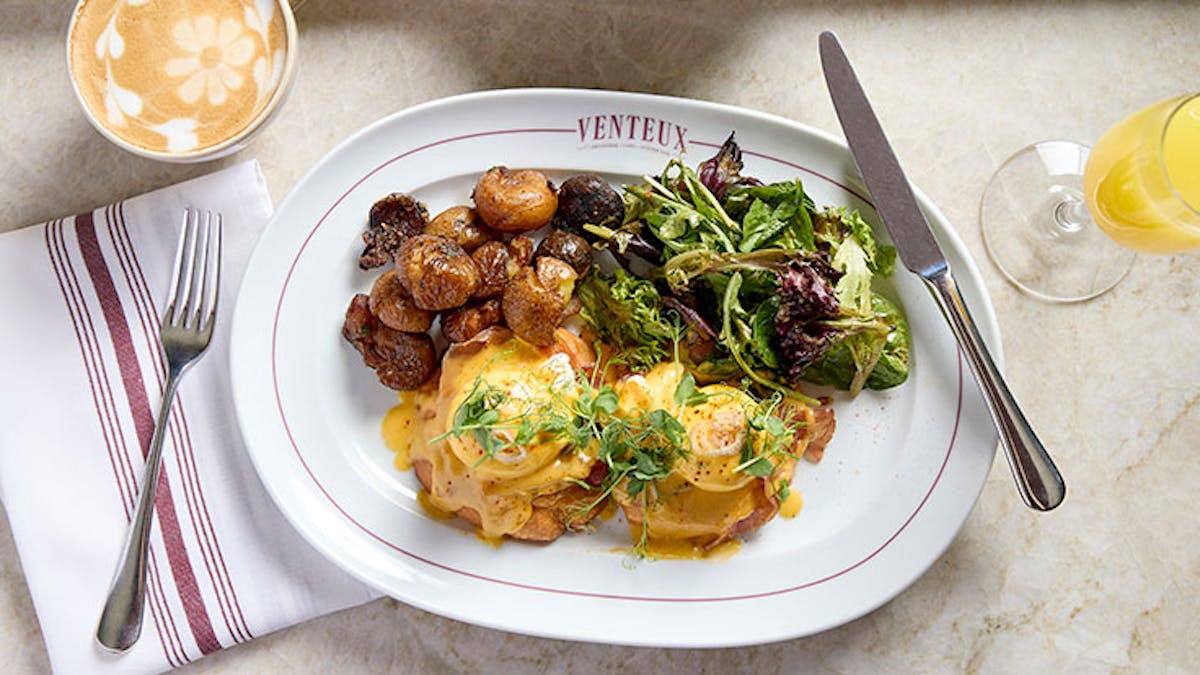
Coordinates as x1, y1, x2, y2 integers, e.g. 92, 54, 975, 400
387, 329, 601, 542
624, 531, 742, 561
378, 331, 818, 558
779, 489, 804, 519
381, 390, 427, 471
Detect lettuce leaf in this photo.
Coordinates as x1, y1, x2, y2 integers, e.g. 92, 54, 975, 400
799, 294, 910, 392
577, 269, 677, 371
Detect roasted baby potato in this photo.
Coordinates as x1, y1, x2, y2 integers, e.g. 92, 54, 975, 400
470, 241, 514, 299
368, 269, 435, 332
535, 229, 593, 276
342, 293, 437, 390
395, 234, 481, 311
359, 193, 428, 269
534, 255, 577, 300
501, 257, 578, 346
441, 298, 504, 343
551, 174, 624, 235
369, 328, 438, 391
472, 167, 558, 233
424, 206, 496, 252
470, 236, 535, 299
506, 234, 536, 266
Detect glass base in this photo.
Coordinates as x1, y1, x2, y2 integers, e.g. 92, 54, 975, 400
980, 141, 1136, 303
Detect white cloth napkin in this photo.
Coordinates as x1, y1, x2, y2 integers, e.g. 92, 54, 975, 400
0, 161, 380, 674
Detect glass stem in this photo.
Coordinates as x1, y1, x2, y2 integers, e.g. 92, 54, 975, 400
1053, 194, 1092, 234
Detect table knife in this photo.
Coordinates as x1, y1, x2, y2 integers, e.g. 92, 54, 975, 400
818, 31, 1066, 511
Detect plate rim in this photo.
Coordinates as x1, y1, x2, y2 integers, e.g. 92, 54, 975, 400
230, 87, 1001, 646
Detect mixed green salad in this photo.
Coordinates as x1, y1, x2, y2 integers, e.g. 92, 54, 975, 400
577, 134, 910, 403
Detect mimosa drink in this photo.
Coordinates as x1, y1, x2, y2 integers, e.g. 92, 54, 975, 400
1083, 95, 1200, 253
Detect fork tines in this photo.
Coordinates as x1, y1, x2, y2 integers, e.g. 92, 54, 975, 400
165, 208, 223, 331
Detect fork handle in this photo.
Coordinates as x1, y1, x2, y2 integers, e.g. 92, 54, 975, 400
96, 371, 181, 653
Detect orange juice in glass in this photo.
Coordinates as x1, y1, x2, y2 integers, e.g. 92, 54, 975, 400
981, 92, 1200, 302
1083, 94, 1200, 254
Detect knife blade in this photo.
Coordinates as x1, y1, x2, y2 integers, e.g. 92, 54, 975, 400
819, 30, 1066, 511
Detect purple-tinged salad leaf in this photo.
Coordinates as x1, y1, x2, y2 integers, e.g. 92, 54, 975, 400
777, 323, 842, 381
776, 257, 841, 323
697, 132, 763, 201
772, 256, 843, 379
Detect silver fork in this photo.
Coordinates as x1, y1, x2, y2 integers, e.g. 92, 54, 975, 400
96, 209, 223, 653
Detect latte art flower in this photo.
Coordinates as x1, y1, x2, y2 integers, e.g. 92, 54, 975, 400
70, 0, 289, 155
165, 16, 257, 106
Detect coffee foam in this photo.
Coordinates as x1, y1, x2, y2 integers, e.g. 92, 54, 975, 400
70, 0, 288, 155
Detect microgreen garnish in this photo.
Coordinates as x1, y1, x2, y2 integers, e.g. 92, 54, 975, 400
672, 372, 712, 408
437, 347, 804, 557
775, 480, 792, 504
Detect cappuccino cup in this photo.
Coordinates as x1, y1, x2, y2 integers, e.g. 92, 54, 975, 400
67, 0, 298, 163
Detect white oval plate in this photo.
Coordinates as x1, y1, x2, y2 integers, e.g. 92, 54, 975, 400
230, 88, 999, 647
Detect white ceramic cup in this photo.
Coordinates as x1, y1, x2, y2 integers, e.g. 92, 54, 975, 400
67, 0, 299, 163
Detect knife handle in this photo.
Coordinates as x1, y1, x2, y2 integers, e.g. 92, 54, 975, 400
926, 271, 1066, 511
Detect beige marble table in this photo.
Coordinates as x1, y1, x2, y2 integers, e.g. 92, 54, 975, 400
2, 1, 1198, 672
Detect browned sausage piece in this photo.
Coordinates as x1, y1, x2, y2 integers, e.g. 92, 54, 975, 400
360, 193, 428, 269
395, 234, 481, 311
441, 298, 504, 343
368, 269, 435, 332
424, 206, 496, 252
472, 167, 558, 233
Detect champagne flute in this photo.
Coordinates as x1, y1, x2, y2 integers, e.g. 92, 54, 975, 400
980, 93, 1200, 302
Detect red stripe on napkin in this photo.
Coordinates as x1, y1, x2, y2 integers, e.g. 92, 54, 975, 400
74, 211, 222, 656
100, 206, 206, 657
108, 204, 254, 645
44, 220, 187, 668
